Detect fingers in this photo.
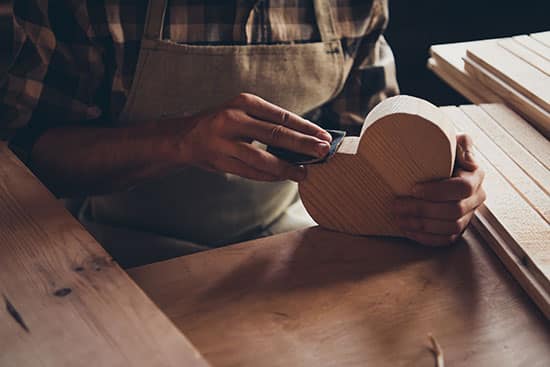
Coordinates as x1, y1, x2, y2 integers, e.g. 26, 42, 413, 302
228, 93, 332, 142
392, 188, 486, 246
392, 188, 486, 221
401, 231, 461, 247
456, 133, 478, 171
395, 213, 472, 236
238, 115, 331, 158
390, 133, 486, 247
412, 168, 485, 201
227, 142, 307, 181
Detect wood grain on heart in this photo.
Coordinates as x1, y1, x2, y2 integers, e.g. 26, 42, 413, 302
299, 95, 456, 236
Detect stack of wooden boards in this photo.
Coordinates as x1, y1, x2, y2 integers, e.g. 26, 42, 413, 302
429, 31, 550, 137
443, 103, 549, 319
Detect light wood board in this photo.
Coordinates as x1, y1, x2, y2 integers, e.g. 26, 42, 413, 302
479, 104, 550, 170
460, 105, 550, 196
428, 58, 487, 104
429, 41, 502, 102
129, 227, 550, 367
498, 38, 550, 76
513, 35, 550, 61
299, 95, 456, 236
450, 106, 550, 220
429, 34, 550, 136
443, 107, 550, 318
463, 56, 550, 136
531, 31, 550, 48
466, 41, 550, 112
0, 143, 209, 367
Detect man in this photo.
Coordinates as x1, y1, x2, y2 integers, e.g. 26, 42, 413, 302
0, 0, 485, 266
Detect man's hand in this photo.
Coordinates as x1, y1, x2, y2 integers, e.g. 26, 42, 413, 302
391, 134, 486, 246
173, 93, 332, 182
32, 93, 331, 197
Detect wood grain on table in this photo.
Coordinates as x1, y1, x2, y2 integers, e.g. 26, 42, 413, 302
0, 143, 209, 367
129, 227, 550, 367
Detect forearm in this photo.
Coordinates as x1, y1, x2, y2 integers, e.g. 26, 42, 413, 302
31, 121, 186, 197
29, 93, 332, 197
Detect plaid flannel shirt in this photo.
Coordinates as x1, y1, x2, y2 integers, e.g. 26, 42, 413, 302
0, 0, 398, 161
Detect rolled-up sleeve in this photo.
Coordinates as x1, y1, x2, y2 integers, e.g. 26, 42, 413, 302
0, 0, 106, 163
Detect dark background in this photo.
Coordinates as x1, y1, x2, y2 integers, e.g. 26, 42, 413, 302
0, 1, 11, 74
1, 0, 549, 107
385, 0, 549, 105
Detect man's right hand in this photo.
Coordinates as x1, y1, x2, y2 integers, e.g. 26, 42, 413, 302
30, 93, 332, 197
171, 93, 332, 182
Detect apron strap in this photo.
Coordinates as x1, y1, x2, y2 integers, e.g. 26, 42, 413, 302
143, 0, 168, 40
313, 0, 339, 43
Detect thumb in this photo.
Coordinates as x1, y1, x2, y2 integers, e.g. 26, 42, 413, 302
456, 133, 478, 171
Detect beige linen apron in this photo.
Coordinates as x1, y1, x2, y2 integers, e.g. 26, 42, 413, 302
79, 0, 353, 265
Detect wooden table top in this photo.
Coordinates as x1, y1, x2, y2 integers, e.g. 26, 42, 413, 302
129, 227, 550, 367
0, 143, 209, 366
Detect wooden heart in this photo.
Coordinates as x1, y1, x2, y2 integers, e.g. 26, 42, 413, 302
299, 95, 457, 236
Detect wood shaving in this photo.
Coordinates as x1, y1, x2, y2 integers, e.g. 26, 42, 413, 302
428, 334, 445, 367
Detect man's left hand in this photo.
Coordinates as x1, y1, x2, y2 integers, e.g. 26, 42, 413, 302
391, 133, 486, 246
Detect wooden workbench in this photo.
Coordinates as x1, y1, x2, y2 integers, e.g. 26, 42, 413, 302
0, 143, 209, 366
1, 102, 549, 366
129, 227, 550, 367
127, 102, 549, 367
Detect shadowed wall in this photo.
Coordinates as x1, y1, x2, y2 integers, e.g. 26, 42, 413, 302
385, 0, 549, 105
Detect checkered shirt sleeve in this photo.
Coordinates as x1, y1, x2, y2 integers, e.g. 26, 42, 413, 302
0, 0, 398, 161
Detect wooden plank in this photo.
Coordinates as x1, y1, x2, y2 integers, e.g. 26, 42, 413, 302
443, 107, 550, 317
459, 104, 550, 196
466, 41, 550, 112
472, 209, 550, 323
429, 38, 550, 135
480, 104, 550, 170
0, 143, 209, 367
450, 105, 549, 220
512, 35, 550, 61
428, 58, 487, 104
463, 56, 550, 136
429, 41, 501, 102
128, 227, 550, 367
531, 31, 550, 48
498, 38, 550, 76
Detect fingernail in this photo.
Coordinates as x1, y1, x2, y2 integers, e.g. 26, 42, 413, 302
316, 142, 330, 158
317, 130, 333, 142
465, 151, 475, 162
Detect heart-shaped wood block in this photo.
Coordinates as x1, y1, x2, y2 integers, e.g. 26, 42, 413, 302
299, 95, 457, 236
